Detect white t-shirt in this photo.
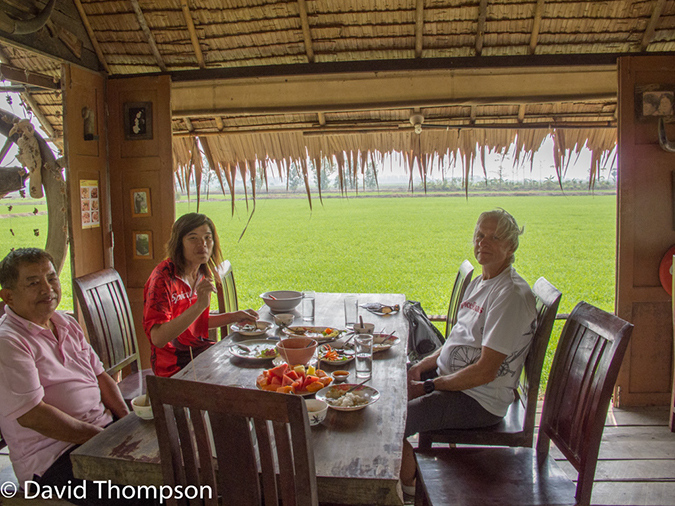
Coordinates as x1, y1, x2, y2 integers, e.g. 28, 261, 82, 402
436, 266, 537, 417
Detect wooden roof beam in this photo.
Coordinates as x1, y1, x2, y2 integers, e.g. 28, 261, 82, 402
0, 63, 58, 90
173, 66, 617, 117
130, 0, 167, 72
475, 0, 488, 56
73, 0, 111, 74
518, 103, 526, 122
529, 0, 545, 55
215, 116, 224, 131
641, 0, 667, 51
415, 0, 424, 58
318, 112, 326, 126
181, 0, 205, 69
297, 0, 315, 63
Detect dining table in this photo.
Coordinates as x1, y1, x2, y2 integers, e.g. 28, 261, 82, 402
70, 292, 409, 506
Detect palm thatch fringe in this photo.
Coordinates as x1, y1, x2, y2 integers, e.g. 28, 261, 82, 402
173, 127, 616, 210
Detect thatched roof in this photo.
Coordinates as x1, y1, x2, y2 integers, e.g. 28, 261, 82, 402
2, 0, 673, 187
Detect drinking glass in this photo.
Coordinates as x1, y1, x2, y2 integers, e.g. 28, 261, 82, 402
344, 295, 358, 329
302, 290, 316, 322
355, 334, 373, 380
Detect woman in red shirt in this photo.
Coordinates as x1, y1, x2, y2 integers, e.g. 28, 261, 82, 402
143, 213, 258, 377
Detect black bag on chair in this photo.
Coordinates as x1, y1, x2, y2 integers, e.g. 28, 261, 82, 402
404, 300, 445, 365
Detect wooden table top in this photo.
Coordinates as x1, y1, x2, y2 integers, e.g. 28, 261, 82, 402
71, 292, 408, 506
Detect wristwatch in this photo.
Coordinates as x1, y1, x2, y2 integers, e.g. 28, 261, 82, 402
423, 378, 436, 394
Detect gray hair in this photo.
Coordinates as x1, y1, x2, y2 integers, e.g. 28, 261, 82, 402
474, 209, 524, 265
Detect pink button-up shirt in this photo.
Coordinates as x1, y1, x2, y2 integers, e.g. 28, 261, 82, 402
0, 306, 112, 485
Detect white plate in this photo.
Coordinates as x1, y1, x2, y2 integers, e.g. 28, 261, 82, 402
228, 339, 279, 361
231, 321, 273, 337
315, 384, 381, 411
318, 343, 355, 365
372, 333, 400, 353
283, 326, 344, 342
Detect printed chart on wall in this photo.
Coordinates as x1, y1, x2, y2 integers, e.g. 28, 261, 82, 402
80, 180, 100, 229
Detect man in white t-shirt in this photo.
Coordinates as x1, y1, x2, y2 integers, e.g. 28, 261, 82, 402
400, 209, 537, 495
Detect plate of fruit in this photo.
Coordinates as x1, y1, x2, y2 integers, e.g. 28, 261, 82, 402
256, 363, 333, 395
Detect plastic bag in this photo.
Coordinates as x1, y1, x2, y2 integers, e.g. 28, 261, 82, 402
403, 300, 444, 364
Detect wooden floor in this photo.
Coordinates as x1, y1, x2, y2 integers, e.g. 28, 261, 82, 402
0, 405, 673, 506
408, 404, 675, 506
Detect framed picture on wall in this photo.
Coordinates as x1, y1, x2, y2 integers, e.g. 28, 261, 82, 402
635, 84, 675, 119
133, 231, 153, 259
124, 101, 153, 140
130, 188, 151, 218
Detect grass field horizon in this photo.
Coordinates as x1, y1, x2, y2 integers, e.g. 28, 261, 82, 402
0, 193, 616, 388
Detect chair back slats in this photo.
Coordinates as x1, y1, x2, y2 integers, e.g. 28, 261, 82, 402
536, 302, 633, 506
517, 277, 562, 439
73, 268, 141, 375
147, 376, 318, 506
444, 260, 474, 339
216, 260, 238, 340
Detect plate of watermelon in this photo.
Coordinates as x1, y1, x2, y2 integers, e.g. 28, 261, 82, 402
256, 363, 333, 396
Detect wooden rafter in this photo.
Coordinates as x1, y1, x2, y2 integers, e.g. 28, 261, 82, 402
0, 64, 58, 90
130, 0, 167, 72
0, 49, 56, 141
181, 0, 205, 69
475, 0, 489, 56
215, 116, 224, 131
185, 118, 194, 132
415, 0, 425, 58
641, 0, 667, 51
318, 112, 326, 126
470, 105, 477, 124
73, 0, 111, 74
297, 0, 315, 63
529, 0, 545, 55
518, 103, 526, 122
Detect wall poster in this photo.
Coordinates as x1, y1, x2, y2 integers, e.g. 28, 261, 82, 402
80, 180, 100, 229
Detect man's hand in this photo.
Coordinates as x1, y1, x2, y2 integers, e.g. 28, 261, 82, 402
408, 380, 426, 401
407, 364, 423, 383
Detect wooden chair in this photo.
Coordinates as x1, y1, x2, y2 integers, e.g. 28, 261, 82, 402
429, 260, 474, 339
418, 277, 562, 450
414, 301, 634, 506
215, 260, 238, 340
73, 268, 152, 407
147, 375, 318, 506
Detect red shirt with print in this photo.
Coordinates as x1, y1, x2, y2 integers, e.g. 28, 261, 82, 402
143, 258, 213, 377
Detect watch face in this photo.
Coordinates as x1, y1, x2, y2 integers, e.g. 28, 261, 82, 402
424, 379, 434, 394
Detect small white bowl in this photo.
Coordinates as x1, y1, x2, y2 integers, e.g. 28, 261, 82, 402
131, 395, 154, 420
332, 370, 350, 383
304, 398, 328, 426
273, 313, 295, 328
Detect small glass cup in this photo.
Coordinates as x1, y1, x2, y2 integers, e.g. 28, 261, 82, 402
302, 290, 316, 322
344, 295, 358, 329
354, 333, 373, 380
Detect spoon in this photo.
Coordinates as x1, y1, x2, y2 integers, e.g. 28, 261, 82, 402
344, 377, 370, 395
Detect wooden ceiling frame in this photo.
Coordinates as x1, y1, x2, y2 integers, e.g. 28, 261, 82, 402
129, 0, 167, 72
181, 0, 206, 69
297, 0, 315, 63
641, 0, 667, 52
529, 0, 545, 55
72, 0, 110, 74
415, 0, 424, 58
475, 0, 488, 56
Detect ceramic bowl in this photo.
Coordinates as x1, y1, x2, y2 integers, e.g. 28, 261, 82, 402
131, 395, 154, 420
276, 337, 318, 366
273, 313, 295, 328
332, 370, 350, 383
353, 322, 375, 334
304, 399, 328, 426
260, 291, 303, 312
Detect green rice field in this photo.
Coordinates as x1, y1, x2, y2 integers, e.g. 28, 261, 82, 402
0, 194, 616, 389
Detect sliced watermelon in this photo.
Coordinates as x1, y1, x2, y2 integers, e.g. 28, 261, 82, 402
282, 374, 295, 387
287, 370, 300, 381
269, 363, 289, 379
270, 375, 282, 386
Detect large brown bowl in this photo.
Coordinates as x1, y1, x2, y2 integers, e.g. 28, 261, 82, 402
277, 337, 318, 366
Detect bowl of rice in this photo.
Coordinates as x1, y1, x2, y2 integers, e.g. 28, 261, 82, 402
315, 383, 380, 412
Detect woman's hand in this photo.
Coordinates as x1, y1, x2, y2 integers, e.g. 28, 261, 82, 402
195, 278, 217, 311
